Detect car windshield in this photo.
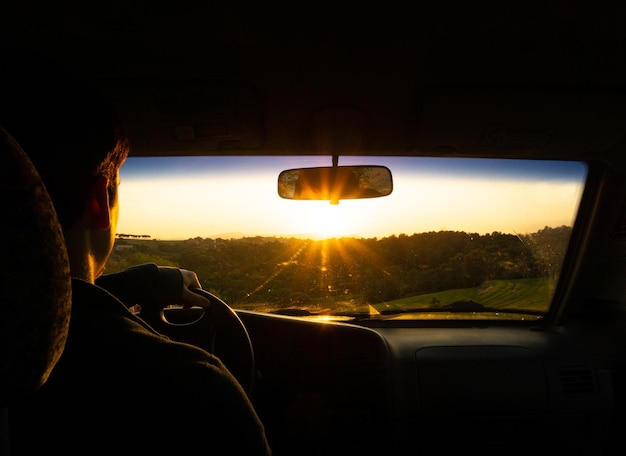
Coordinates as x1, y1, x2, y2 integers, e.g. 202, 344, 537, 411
105, 156, 587, 322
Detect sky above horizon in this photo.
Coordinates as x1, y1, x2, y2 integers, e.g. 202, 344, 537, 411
116, 156, 587, 240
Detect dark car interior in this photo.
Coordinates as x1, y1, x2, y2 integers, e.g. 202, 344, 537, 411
3, 2, 626, 455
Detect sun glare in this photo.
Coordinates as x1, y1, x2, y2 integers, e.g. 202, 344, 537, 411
301, 202, 350, 239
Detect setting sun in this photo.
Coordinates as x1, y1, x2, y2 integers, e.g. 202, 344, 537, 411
294, 202, 351, 239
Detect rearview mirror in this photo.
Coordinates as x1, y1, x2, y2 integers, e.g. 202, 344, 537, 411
278, 165, 393, 204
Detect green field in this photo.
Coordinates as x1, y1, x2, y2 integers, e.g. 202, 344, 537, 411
377, 277, 554, 313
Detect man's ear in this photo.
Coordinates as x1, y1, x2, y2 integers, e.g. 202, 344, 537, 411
88, 176, 111, 230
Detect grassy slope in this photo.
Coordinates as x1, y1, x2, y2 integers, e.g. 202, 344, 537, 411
380, 277, 554, 313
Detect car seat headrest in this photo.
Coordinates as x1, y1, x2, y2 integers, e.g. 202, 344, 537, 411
0, 127, 71, 405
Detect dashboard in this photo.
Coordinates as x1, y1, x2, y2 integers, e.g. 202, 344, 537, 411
238, 311, 619, 454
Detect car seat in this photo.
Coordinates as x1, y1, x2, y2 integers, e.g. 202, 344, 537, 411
0, 127, 72, 455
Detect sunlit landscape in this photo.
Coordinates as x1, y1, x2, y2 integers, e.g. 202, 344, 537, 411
108, 156, 587, 320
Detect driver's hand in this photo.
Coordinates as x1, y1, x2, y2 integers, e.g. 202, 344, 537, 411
179, 269, 211, 309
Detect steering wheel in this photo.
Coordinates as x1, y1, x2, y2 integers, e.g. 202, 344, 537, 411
138, 288, 255, 395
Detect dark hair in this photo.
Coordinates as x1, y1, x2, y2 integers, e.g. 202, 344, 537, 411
0, 48, 130, 228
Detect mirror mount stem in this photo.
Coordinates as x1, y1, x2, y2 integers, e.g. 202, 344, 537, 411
330, 155, 339, 204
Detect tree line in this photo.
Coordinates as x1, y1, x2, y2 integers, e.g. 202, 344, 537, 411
105, 226, 571, 309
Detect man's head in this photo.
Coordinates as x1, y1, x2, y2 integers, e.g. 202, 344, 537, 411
1, 47, 130, 280
0, 48, 129, 231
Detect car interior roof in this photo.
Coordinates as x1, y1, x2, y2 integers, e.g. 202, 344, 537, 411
3, 3, 626, 169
